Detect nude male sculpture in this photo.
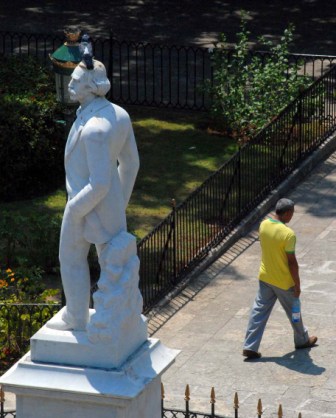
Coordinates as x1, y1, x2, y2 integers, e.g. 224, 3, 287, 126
48, 56, 139, 331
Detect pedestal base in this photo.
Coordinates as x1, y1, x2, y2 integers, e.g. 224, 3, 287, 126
31, 307, 148, 369
0, 338, 179, 418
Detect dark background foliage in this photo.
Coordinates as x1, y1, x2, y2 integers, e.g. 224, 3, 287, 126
0, 56, 65, 201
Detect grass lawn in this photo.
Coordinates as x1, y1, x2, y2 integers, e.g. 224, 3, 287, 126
0, 106, 237, 240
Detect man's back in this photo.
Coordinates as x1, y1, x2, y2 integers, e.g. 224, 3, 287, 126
258, 218, 296, 290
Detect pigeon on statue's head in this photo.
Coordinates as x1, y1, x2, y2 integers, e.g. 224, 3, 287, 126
79, 33, 94, 70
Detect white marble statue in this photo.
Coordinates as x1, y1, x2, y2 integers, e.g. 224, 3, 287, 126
47, 57, 140, 331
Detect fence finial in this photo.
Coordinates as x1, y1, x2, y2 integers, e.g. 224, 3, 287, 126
278, 404, 283, 418
185, 384, 190, 401
171, 198, 176, 208
161, 382, 165, 400
234, 392, 239, 410
0, 386, 4, 402
210, 387, 216, 404
257, 398, 263, 415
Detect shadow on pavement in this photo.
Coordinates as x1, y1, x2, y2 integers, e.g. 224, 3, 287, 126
252, 348, 326, 375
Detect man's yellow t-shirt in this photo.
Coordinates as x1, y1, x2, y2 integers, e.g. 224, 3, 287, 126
258, 217, 296, 290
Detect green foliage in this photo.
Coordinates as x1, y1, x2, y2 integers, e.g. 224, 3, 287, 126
0, 210, 62, 273
0, 266, 59, 303
205, 14, 312, 142
0, 266, 60, 372
0, 55, 66, 201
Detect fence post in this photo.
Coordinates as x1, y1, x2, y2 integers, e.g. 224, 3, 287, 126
161, 382, 165, 418
233, 392, 239, 418
0, 386, 4, 418
297, 87, 304, 159
278, 404, 283, 418
257, 398, 263, 418
185, 384, 190, 418
107, 29, 114, 101
238, 146, 242, 212
210, 387, 215, 418
171, 199, 177, 284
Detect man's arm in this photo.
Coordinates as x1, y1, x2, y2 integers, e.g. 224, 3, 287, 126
286, 253, 301, 297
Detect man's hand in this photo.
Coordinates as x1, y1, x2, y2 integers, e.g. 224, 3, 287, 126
287, 253, 301, 297
294, 284, 301, 298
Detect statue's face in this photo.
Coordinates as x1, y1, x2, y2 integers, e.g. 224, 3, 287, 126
68, 66, 90, 103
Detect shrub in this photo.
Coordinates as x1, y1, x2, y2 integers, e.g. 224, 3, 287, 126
0, 266, 60, 373
205, 14, 312, 142
0, 210, 62, 273
0, 55, 66, 201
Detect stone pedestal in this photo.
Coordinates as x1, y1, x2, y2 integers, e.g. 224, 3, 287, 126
31, 307, 148, 369
0, 337, 179, 418
0, 229, 180, 417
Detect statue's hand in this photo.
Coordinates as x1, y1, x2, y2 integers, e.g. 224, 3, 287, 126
63, 201, 84, 226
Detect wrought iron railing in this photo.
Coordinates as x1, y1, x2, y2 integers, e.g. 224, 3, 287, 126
161, 384, 303, 418
0, 30, 335, 110
138, 64, 336, 312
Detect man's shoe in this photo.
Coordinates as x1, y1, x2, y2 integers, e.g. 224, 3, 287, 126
295, 336, 318, 349
243, 349, 262, 359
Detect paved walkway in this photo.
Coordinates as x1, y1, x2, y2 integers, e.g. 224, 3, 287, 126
149, 148, 336, 417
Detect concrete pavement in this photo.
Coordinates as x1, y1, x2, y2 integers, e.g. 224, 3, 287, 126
150, 144, 336, 417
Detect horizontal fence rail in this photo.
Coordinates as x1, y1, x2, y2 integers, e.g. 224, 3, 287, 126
138, 64, 336, 312
0, 30, 335, 109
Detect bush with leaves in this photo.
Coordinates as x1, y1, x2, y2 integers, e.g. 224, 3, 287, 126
205, 15, 312, 142
0, 210, 62, 273
0, 266, 60, 373
0, 55, 66, 201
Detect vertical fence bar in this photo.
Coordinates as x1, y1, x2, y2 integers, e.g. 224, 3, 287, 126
278, 404, 283, 418
234, 392, 239, 418
171, 199, 177, 284
161, 382, 165, 418
185, 384, 190, 418
257, 398, 263, 418
0, 386, 4, 418
210, 387, 215, 418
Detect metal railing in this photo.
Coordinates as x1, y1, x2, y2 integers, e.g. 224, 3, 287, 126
138, 64, 336, 312
161, 384, 303, 418
0, 30, 335, 110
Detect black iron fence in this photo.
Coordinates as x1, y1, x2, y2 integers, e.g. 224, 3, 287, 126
0, 30, 335, 110
139, 64, 336, 312
161, 384, 303, 418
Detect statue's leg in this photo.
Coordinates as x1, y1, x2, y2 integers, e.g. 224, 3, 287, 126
55, 207, 91, 331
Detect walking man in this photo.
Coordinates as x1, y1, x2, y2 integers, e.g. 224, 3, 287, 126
243, 198, 317, 359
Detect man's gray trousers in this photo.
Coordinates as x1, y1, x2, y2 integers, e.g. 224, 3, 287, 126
243, 281, 309, 352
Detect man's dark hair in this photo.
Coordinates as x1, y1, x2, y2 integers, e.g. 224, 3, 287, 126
275, 198, 294, 215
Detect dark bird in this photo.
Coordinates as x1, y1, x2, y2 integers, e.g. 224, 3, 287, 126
79, 34, 94, 70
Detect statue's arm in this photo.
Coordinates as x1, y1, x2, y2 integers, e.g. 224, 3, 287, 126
67, 119, 111, 218
118, 122, 140, 208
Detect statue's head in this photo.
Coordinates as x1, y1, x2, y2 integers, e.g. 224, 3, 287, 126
68, 59, 111, 103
